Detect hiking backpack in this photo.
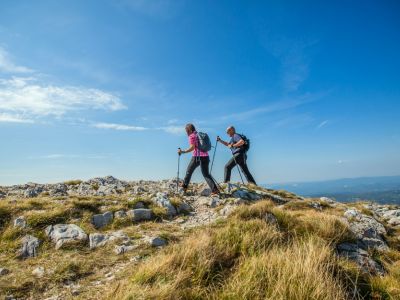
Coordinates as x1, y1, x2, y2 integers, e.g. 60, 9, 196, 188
196, 132, 212, 152
238, 134, 250, 152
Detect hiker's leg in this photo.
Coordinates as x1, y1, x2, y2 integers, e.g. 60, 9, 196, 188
224, 156, 236, 183
182, 157, 200, 189
200, 157, 218, 192
237, 153, 257, 185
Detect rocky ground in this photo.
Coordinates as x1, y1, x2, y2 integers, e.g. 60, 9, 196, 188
0, 176, 399, 299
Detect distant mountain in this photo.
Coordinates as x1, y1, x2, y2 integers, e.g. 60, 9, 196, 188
266, 175, 400, 204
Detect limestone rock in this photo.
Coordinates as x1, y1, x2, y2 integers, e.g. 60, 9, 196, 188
45, 224, 88, 249
13, 216, 26, 228
24, 186, 43, 198
343, 209, 388, 251
18, 235, 40, 258
200, 188, 212, 197
114, 244, 137, 255
92, 211, 113, 229
89, 231, 129, 249
144, 236, 167, 247
154, 192, 177, 216
337, 242, 385, 275
127, 209, 153, 222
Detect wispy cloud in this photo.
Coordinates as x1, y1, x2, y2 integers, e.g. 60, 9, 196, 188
91, 121, 185, 135
158, 125, 184, 135
31, 154, 109, 159
0, 47, 33, 73
259, 35, 315, 93
220, 94, 317, 122
0, 113, 34, 123
0, 77, 126, 121
92, 122, 147, 131
317, 120, 329, 129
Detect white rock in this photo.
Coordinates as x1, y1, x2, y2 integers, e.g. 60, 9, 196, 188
18, 235, 40, 258
32, 266, 45, 278
144, 236, 167, 247
45, 224, 88, 250
13, 216, 26, 228
91, 211, 113, 229
127, 209, 153, 222
114, 244, 137, 255
89, 231, 129, 249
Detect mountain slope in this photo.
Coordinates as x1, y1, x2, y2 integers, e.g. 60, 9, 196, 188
0, 177, 400, 299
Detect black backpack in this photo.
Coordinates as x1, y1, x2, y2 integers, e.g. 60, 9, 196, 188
238, 134, 250, 152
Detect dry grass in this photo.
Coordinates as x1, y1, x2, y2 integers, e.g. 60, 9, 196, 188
107, 201, 366, 300
218, 237, 347, 300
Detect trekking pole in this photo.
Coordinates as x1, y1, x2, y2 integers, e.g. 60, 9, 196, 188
230, 148, 245, 185
210, 137, 218, 174
177, 148, 181, 192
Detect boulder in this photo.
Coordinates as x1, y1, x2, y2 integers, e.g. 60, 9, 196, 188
114, 244, 137, 255
13, 216, 26, 228
91, 211, 113, 229
18, 235, 40, 258
45, 224, 88, 249
199, 188, 212, 197
0, 267, 10, 276
24, 186, 43, 198
48, 183, 68, 197
89, 231, 129, 249
77, 183, 95, 196
127, 209, 153, 222
144, 236, 167, 247
177, 201, 192, 214
343, 209, 388, 251
337, 242, 385, 275
232, 189, 262, 201
154, 192, 177, 216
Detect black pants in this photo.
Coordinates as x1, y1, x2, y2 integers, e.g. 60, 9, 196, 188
224, 152, 257, 185
183, 156, 218, 192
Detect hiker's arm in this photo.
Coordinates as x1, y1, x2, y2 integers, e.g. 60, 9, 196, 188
217, 137, 230, 147
179, 144, 195, 154
232, 139, 245, 148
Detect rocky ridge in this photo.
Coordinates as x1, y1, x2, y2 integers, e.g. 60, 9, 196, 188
0, 176, 399, 299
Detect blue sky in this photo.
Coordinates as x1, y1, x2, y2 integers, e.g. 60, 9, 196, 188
0, 0, 399, 185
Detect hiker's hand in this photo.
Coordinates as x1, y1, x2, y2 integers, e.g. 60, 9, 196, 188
216, 136, 221, 142
178, 148, 183, 155
228, 143, 233, 148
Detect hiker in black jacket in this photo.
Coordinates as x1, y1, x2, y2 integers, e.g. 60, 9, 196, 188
217, 126, 257, 185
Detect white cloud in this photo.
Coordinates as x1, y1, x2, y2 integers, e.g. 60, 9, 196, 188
0, 47, 34, 73
159, 125, 184, 135
92, 122, 147, 131
0, 77, 126, 119
220, 95, 316, 122
317, 120, 329, 129
0, 112, 34, 123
